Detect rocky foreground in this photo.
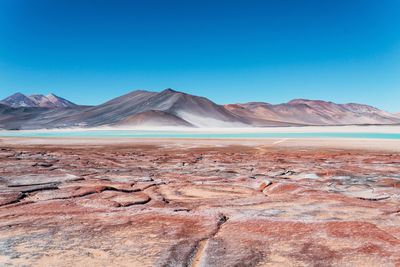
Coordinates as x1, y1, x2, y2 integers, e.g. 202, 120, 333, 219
0, 140, 400, 266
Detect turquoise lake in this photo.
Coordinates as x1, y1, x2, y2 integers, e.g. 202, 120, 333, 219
0, 130, 400, 139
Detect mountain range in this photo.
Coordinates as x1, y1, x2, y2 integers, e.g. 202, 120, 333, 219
1, 92, 77, 108
0, 89, 399, 129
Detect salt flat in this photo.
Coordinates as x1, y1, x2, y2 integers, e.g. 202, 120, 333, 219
2, 135, 400, 152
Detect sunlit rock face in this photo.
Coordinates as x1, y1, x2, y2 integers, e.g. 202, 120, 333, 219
1, 143, 400, 266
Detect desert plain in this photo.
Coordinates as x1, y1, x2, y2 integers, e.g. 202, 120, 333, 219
0, 136, 400, 266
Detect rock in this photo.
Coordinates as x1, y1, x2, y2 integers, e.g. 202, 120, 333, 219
258, 180, 272, 191
0, 192, 24, 206
33, 162, 54, 168
1, 143, 400, 266
3, 174, 80, 187
378, 178, 400, 188
104, 191, 151, 206
263, 182, 302, 195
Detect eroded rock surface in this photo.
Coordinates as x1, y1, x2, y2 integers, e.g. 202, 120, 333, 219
0, 144, 400, 266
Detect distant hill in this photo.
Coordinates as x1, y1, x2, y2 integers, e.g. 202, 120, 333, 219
0, 89, 399, 129
1, 93, 77, 108
225, 99, 400, 126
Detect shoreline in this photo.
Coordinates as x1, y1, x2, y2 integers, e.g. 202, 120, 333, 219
1, 124, 400, 133
2, 136, 400, 152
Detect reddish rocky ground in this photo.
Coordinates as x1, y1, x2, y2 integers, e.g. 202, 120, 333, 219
0, 141, 400, 266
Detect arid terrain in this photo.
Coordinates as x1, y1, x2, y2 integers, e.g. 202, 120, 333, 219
2, 89, 400, 130
1, 137, 400, 266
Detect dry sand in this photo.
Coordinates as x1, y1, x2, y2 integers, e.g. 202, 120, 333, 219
1, 136, 400, 152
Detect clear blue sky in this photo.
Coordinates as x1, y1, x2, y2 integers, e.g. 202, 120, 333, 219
0, 0, 399, 111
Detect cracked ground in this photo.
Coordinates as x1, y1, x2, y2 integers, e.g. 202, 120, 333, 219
1, 141, 400, 266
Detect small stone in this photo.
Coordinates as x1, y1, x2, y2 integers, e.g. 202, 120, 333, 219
33, 162, 54, 168
258, 180, 272, 191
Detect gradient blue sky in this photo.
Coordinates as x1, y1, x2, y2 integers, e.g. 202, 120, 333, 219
0, 0, 399, 111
